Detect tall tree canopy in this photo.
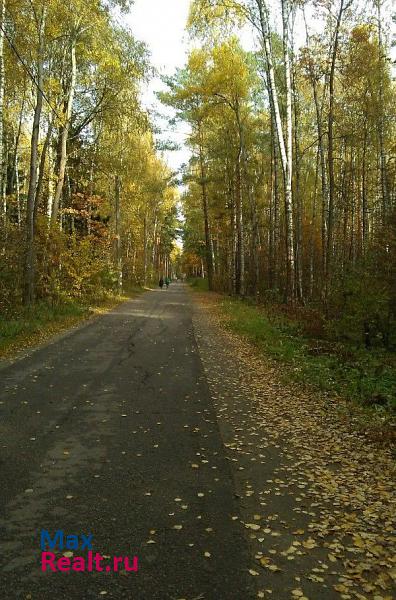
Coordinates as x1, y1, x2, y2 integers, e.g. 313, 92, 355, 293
0, 0, 178, 309
164, 0, 395, 348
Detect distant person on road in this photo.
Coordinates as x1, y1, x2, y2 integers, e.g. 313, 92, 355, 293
165, 276, 170, 289
159, 277, 164, 289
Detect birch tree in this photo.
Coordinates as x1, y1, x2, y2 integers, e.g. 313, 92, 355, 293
23, 3, 46, 305
0, 0, 5, 225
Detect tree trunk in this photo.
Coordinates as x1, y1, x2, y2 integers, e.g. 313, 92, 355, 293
376, 0, 389, 223
10, 83, 26, 199
143, 212, 148, 286
292, 54, 303, 302
257, 0, 288, 179
270, 113, 280, 291
151, 213, 158, 271
281, 0, 295, 301
326, 0, 348, 298
51, 35, 77, 225
257, 0, 295, 300
303, 9, 329, 286
47, 135, 55, 220
35, 119, 54, 222
235, 154, 244, 295
114, 175, 122, 294
246, 179, 259, 295
235, 105, 245, 296
23, 6, 46, 305
362, 125, 368, 253
0, 0, 6, 228
309, 149, 320, 299
231, 190, 237, 295
198, 122, 214, 290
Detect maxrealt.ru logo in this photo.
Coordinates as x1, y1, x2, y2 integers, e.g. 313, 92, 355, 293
40, 530, 139, 573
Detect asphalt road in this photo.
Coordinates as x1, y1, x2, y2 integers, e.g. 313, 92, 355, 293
0, 285, 255, 600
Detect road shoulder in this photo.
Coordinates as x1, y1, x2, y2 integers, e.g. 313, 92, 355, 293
0, 291, 145, 369
192, 290, 396, 600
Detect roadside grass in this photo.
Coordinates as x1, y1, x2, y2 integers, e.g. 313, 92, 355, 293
188, 277, 209, 292
0, 286, 144, 359
221, 297, 396, 416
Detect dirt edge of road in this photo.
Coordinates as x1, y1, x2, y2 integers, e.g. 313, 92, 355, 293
0, 290, 145, 368
191, 289, 396, 600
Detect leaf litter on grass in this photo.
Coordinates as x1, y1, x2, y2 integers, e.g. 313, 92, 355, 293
192, 292, 396, 600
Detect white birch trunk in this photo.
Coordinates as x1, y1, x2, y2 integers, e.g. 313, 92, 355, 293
0, 0, 6, 226
257, 0, 295, 299
282, 0, 295, 300
51, 35, 77, 225
23, 6, 46, 304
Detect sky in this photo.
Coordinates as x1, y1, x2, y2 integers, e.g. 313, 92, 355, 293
123, 0, 254, 175
125, 0, 193, 174
122, 0, 395, 177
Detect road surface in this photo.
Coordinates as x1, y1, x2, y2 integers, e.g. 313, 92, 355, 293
0, 285, 255, 599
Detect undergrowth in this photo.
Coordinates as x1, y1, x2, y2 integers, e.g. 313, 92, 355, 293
0, 286, 144, 358
221, 297, 396, 414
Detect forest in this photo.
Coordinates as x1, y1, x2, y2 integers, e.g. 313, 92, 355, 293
0, 3, 395, 597
0, 0, 178, 321
160, 0, 396, 406
165, 0, 395, 355
0, 0, 395, 406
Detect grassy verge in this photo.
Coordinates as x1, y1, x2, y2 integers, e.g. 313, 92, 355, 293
0, 286, 144, 359
220, 297, 396, 415
188, 277, 209, 292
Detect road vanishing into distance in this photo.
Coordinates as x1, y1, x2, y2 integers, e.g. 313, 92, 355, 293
0, 285, 255, 599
